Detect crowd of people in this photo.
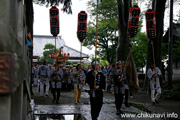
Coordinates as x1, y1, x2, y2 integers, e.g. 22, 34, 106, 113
32, 60, 163, 120
32, 61, 122, 98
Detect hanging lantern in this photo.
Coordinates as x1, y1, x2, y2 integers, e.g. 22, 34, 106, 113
50, 6, 59, 36
145, 9, 156, 39
77, 11, 88, 42
128, 5, 141, 37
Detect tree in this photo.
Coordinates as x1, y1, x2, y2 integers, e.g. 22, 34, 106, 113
40, 43, 55, 62
33, 0, 72, 14
116, 0, 131, 61
119, 0, 169, 91
116, 0, 140, 92
143, 0, 167, 91
83, 0, 118, 64
131, 32, 148, 72
173, 38, 180, 68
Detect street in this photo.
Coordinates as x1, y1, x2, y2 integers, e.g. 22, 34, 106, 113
31, 85, 180, 120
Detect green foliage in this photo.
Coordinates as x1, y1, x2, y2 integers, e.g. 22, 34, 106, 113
131, 32, 148, 71
39, 56, 45, 62
40, 43, 55, 62
66, 60, 72, 65
33, 0, 72, 14
161, 83, 180, 101
162, 42, 168, 60
173, 38, 180, 60
99, 59, 109, 66
84, 0, 118, 63
87, 0, 118, 20
89, 55, 109, 66
162, 37, 180, 61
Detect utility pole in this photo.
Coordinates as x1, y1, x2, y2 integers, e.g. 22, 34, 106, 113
168, 0, 173, 88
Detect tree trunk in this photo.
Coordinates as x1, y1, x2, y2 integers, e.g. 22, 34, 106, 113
116, 0, 131, 61
143, 0, 167, 91
154, 0, 166, 67
116, 0, 139, 92
106, 48, 111, 63
175, 59, 178, 68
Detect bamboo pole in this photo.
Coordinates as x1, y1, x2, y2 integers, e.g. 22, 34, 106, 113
80, 42, 82, 65
55, 36, 58, 80
151, 40, 156, 66
79, 42, 82, 81
94, 3, 99, 88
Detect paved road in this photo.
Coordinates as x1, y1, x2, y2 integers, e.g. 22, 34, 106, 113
32, 85, 174, 120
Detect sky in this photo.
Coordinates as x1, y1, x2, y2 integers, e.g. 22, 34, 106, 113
33, 0, 94, 56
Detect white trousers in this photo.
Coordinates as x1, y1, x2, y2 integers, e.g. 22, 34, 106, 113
39, 78, 49, 96
151, 88, 161, 102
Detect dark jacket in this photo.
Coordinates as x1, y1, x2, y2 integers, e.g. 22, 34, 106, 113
112, 68, 126, 94
86, 70, 106, 90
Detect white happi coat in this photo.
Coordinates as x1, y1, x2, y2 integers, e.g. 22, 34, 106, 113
72, 69, 86, 90
147, 67, 162, 90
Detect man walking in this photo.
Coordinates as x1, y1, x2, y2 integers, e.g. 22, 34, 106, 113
38, 60, 50, 97
86, 61, 106, 120
147, 64, 162, 105
112, 61, 126, 115
50, 61, 63, 104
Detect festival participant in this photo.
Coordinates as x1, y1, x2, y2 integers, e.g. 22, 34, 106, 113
72, 64, 86, 104
147, 63, 162, 105
38, 60, 50, 97
112, 61, 126, 115
50, 61, 64, 104
86, 61, 105, 120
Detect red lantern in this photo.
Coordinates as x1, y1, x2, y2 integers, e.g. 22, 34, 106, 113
50, 6, 59, 36
145, 9, 156, 39
77, 11, 88, 42
128, 5, 141, 37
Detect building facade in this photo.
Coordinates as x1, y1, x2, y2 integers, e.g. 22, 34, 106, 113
0, 0, 33, 120
33, 35, 89, 64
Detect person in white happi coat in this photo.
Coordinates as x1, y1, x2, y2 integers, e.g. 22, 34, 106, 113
38, 60, 50, 96
147, 64, 162, 105
72, 64, 86, 104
